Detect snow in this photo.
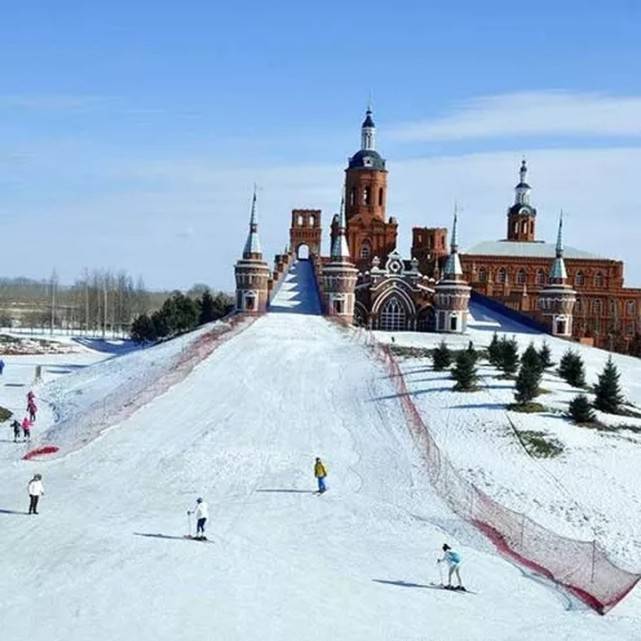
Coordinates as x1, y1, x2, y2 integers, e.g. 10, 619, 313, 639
375, 301, 641, 570
269, 260, 322, 314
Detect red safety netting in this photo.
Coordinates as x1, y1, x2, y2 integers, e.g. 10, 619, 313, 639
371, 339, 640, 614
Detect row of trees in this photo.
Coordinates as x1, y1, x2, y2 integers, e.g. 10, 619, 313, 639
130, 290, 233, 343
430, 333, 627, 422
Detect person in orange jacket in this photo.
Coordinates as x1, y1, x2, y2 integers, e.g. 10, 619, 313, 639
314, 457, 327, 493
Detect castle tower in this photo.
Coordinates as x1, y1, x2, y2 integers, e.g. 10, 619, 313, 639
434, 209, 471, 333
290, 209, 322, 260
537, 212, 576, 337
234, 188, 271, 313
344, 107, 398, 270
507, 159, 537, 242
321, 189, 358, 321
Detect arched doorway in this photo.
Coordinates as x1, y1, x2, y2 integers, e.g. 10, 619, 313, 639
379, 296, 407, 331
297, 244, 310, 260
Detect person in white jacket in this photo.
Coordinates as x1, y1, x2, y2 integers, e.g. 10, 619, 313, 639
188, 498, 209, 540
28, 474, 44, 515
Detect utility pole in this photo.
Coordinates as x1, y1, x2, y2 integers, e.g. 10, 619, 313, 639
103, 279, 108, 339
50, 269, 58, 335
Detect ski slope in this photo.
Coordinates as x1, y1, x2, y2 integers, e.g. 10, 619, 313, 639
1, 310, 640, 639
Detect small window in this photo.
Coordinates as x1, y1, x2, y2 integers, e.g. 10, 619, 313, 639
575, 271, 585, 286
378, 188, 384, 206
363, 186, 371, 205
521, 221, 528, 234
360, 242, 371, 259
575, 298, 583, 313
297, 215, 304, 226
517, 269, 526, 285
536, 269, 546, 286
595, 272, 604, 288
333, 299, 344, 315
593, 299, 603, 315
309, 214, 315, 227
350, 188, 356, 206
497, 267, 507, 284
479, 267, 487, 283
626, 300, 636, 316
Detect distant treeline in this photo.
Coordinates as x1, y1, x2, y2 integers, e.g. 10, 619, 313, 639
0, 270, 232, 337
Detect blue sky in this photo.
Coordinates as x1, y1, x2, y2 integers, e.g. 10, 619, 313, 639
1, 1, 641, 290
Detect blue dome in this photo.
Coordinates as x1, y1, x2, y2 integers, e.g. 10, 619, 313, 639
348, 149, 386, 170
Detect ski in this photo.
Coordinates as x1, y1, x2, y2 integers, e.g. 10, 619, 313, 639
183, 535, 215, 544
429, 583, 476, 594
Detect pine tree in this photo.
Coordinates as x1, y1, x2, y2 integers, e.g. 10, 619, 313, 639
558, 350, 586, 388
538, 341, 554, 369
568, 394, 596, 424
514, 358, 542, 405
130, 314, 157, 343
593, 356, 624, 414
522, 342, 543, 374
466, 340, 479, 364
488, 332, 501, 366
198, 289, 216, 325
497, 336, 520, 376
432, 340, 452, 371
451, 350, 478, 391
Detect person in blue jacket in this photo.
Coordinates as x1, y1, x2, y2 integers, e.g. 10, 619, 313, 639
438, 543, 464, 590
0, 359, 5, 375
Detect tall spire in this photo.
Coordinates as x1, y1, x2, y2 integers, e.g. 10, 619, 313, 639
361, 104, 376, 151
242, 185, 262, 258
331, 185, 351, 260
514, 157, 531, 205
443, 206, 463, 278
549, 210, 568, 282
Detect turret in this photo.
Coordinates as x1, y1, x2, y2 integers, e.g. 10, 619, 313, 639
507, 158, 537, 242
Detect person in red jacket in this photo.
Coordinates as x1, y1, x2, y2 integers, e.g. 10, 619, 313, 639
21, 417, 32, 442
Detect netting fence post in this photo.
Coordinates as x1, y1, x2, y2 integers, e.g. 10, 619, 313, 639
591, 540, 597, 583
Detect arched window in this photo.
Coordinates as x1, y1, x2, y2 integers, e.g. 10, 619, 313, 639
575, 271, 585, 286
521, 221, 528, 234
478, 267, 487, 283
530, 221, 534, 234
516, 269, 526, 285
297, 214, 304, 226
593, 299, 603, 315
594, 272, 604, 288
309, 214, 315, 227
350, 188, 356, 206
575, 298, 583, 313
360, 242, 371, 260
379, 296, 407, 332
609, 299, 618, 316
363, 186, 371, 205
626, 300, 636, 317
513, 222, 519, 235
536, 269, 546, 286
497, 267, 507, 284
378, 188, 384, 206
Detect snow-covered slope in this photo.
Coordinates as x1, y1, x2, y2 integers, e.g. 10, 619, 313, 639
1, 312, 640, 640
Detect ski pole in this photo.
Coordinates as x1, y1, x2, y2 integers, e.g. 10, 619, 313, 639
187, 511, 192, 537
437, 560, 444, 586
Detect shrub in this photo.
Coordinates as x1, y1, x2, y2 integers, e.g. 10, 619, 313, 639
432, 340, 452, 371
568, 394, 596, 424
130, 314, 157, 343
521, 342, 543, 374
593, 356, 624, 414
466, 340, 479, 364
538, 341, 554, 369
514, 358, 543, 405
488, 332, 501, 366
497, 336, 520, 376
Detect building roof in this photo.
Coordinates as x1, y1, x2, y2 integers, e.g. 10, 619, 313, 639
348, 149, 386, 170
463, 240, 603, 260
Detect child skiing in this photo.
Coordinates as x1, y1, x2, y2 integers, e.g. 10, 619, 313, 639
21, 417, 32, 442
437, 543, 464, 590
188, 497, 209, 540
314, 457, 327, 493
27, 474, 44, 514
11, 419, 21, 442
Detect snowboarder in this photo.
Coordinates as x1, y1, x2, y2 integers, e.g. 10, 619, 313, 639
314, 457, 327, 493
438, 543, 464, 590
27, 474, 44, 514
11, 419, 21, 442
0, 358, 5, 375
188, 498, 209, 540
21, 417, 32, 442
27, 400, 37, 423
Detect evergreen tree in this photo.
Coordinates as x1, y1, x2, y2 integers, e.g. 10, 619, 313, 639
558, 350, 587, 388
522, 342, 543, 374
593, 356, 624, 414
538, 341, 554, 369
497, 336, 520, 376
432, 340, 452, 371
451, 350, 478, 391
514, 358, 542, 405
488, 332, 501, 366
568, 394, 596, 424
198, 289, 217, 325
130, 314, 157, 343
466, 340, 479, 364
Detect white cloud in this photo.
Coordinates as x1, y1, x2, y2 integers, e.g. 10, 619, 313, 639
390, 91, 641, 142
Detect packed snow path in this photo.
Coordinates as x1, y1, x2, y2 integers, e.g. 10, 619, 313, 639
269, 259, 321, 314
1, 314, 639, 641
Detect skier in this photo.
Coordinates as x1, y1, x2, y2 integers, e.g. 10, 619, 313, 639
21, 417, 32, 442
314, 457, 327, 493
27, 474, 44, 514
27, 400, 37, 423
438, 543, 464, 590
0, 358, 5, 375
11, 419, 21, 442
188, 497, 209, 540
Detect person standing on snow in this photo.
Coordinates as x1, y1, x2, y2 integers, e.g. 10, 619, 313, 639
438, 543, 464, 590
188, 498, 209, 540
27, 400, 37, 423
11, 419, 21, 442
22, 417, 32, 442
0, 359, 5, 375
314, 457, 327, 493
28, 474, 44, 514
